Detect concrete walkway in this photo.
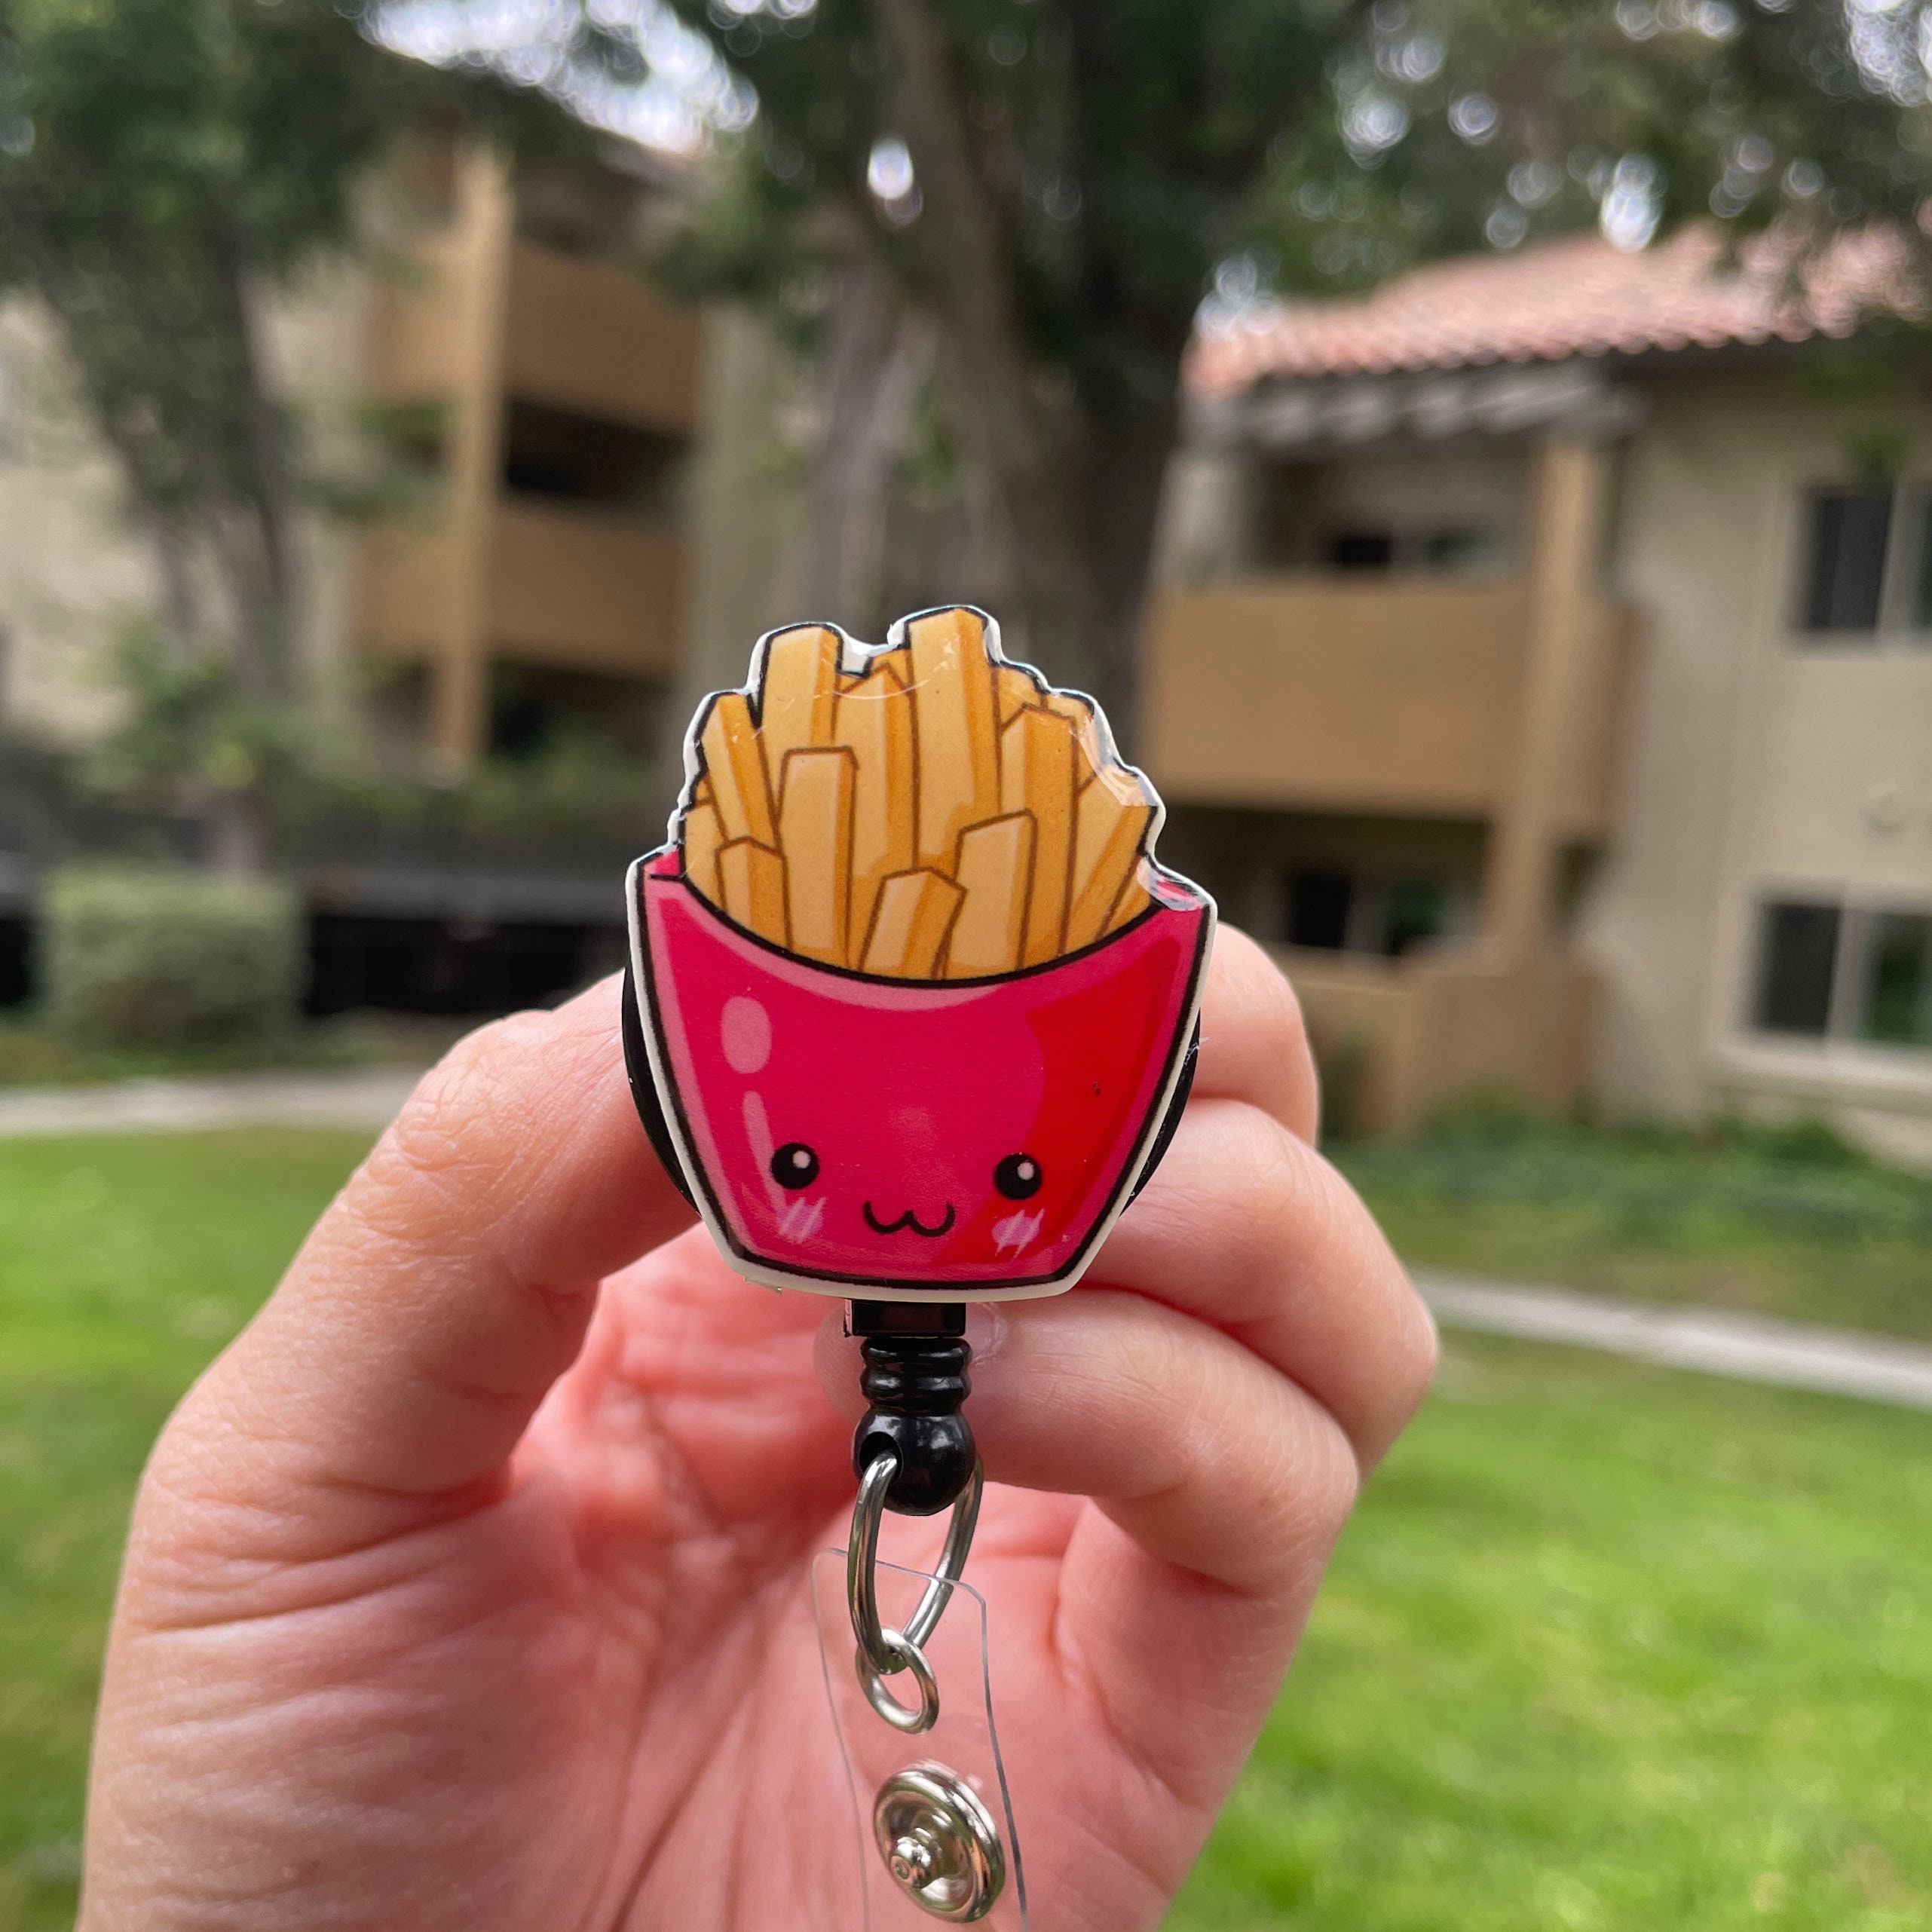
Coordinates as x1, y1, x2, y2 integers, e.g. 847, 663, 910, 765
2, 1076, 1930, 1414
0, 1069, 421, 1137
1416, 1270, 1932, 1413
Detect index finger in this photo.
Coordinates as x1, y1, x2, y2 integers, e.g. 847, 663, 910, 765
1190, 926, 1321, 1144
170, 976, 693, 1544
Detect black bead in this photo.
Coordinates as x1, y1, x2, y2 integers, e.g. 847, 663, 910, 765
854, 1411, 977, 1516
850, 1303, 975, 1516
770, 1141, 819, 1189
993, 1152, 1043, 1199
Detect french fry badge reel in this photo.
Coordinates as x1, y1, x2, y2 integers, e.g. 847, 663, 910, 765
622, 606, 1214, 1923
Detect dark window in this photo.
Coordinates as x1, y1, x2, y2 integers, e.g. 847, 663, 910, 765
1285, 871, 1352, 950
1857, 911, 1932, 1048
1799, 491, 1890, 632
1421, 528, 1487, 571
1907, 494, 1932, 629
1753, 901, 1841, 1036
1257, 461, 1321, 569
486, 663, 658, 759
1382, 880, 1445, 958
1325, 531, 1395, 573
501, 400, 682, 515
0, 914, 29, 1007
306, 914, 620, 1018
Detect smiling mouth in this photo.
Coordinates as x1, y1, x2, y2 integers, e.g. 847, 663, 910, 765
862, 1201, 957, 1238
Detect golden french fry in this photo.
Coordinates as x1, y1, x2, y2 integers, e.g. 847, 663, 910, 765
947, 812, 1036, 978
1065, 765, 1153, 951
758, 624, 841, 774
687, 615, 1165, 978
836, 658, 916, 963
681, 798, 724, 905
908, 608, 1000, 874
866, 645, 912, 687
700, 691, 776, 847
994, 663, 1039, 729
1000, 706, 1078, 965
779, 747, 856, 966
861, 868, 964, 978
1043, 690, 1103, 783
1104, 876, 1153, 932
718, 837, 788, 948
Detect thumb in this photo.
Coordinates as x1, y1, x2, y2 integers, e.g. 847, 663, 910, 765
153, 975, 692, 1550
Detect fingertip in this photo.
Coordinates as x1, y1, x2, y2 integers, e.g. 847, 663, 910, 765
1196, 925, 1318, 1141
813, 1306, 864, 1422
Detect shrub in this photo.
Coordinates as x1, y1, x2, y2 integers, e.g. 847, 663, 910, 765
1308, 1026, 1370, 1145
41, 864, 302, 1047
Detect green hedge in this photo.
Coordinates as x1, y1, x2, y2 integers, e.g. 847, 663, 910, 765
41, 865, 302, 1047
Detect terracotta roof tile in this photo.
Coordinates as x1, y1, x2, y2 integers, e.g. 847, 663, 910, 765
1189, 225, 1914, 397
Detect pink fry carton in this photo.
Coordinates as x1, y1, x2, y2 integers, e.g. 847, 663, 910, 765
623, 608, 1215, 1303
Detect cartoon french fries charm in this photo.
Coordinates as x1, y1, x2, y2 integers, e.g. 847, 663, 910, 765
623, 606, 1214, 1301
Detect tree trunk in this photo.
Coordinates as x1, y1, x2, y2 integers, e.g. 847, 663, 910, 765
869, 0, 1101, 697
807, 260, 929, 634
210, 219, 296, 703
148, 507, 201, 660
207, 787, 271, 874
1073, 376, 1185, 754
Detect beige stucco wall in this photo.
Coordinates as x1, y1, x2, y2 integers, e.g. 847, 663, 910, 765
672, 304, 811, 747
267, 255, 377, 701
0, 262, 372, 748
1583, 367, 1932, 1153
0, 302, 157, 741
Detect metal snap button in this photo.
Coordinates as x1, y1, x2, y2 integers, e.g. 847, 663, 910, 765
872, 1762, 1006, 1921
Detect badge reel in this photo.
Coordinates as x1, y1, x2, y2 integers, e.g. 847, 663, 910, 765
622, 607, 1214, 1924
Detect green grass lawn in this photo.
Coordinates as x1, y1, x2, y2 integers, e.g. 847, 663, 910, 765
2, 1128, 1929, 1930
1335, 1110, 1932, 1343
1169, 1335, 1932, 1932
0, 1131, 371, 1932
0, 1012, 467, 1088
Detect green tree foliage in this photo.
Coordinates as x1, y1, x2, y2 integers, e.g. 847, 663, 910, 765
1255, 0, 1932, 291
0, 0, 565, 862
0, 0, 422, 700
650, 0, 1932, 724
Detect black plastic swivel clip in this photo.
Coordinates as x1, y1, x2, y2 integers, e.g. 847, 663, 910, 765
849, 1300, 975, 1517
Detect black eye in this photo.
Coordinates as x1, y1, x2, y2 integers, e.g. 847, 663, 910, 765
994, 1153, 1043, 1200
771, 1143, 819, 1189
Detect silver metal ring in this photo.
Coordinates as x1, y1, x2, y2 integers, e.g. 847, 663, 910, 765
853, 1627, 941, 1734
847, 1454, 984, 1679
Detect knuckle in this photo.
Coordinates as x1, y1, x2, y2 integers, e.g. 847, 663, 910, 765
1226, 1106, 1330, 1253
1241, 1398, 1361, 1595
1214, 923, 1311, 1061
353, 1013, 550, 1224
1390, 1281, 1442, 1423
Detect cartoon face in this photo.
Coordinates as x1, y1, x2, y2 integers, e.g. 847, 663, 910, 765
632, 851, 1211, 1297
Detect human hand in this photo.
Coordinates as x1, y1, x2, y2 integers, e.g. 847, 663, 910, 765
81, 929, 1435, 1930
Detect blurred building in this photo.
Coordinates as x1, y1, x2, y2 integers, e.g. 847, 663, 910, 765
355, 142, 696, 764
0, 137, 802, 1015
5, 183, 1930, 1156
1155, 226, 1932, 1161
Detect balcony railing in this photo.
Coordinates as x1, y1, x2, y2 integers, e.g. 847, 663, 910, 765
502, 242, 700, 435
1143, 577, 1632, 835
357, 507, 681, 677
487, 502, 681, 674
366, 237, 701, 437
1272, 941, 1594, 1134
356, 527, 462, 657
